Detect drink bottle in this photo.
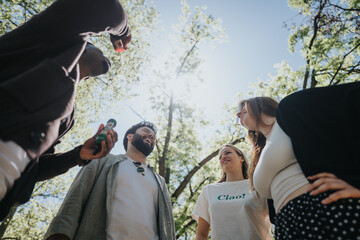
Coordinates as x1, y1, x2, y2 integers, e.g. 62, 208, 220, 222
94, 119, 117, 154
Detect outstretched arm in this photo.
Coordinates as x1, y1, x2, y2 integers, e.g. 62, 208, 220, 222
37, 124, 117, 181
308, 172, 360, 204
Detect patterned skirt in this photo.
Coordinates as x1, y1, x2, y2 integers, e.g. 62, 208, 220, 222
275, 192, 360, 240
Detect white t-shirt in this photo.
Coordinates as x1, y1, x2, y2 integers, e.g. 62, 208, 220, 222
107, 157, 159, 240
192, 180, 272, 240
0, 139, 30, 201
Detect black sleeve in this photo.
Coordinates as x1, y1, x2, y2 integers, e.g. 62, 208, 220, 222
37, 145, 88, 181
31, 0, 129, 41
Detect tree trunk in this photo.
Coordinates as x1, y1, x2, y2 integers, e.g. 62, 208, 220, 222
303, 0, 324, 89
159, 94, 174, 177
176, 219, 196, 239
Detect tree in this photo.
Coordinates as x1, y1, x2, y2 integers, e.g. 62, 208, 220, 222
140, 1, 250, 238
151, 0, 360, 238
248, 0, 360, 99
0, 0, 159, 238
288, 0, 360, 89
0, 0, 234, 238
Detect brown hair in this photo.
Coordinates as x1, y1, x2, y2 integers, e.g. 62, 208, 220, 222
217, 144, 249, 183
239, 97, 278, 190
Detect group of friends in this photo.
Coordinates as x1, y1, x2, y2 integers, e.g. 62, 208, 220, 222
0, 0, 359, 239
193, 84, 360, 239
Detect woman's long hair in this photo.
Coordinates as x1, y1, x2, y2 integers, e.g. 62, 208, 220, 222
218, 144, 249, 183
239, 97, 278, 190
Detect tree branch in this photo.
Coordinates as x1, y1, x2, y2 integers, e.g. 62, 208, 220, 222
329, 3, 360, 12
125, 104, 146, 121
329, 41, 360, 85
310, 69, 317, 88
158, 37, 202, 177
303, 0, 325, 89
176, 39, 200, 78
33, 181, 48, 193
159, 95, 174, 177
18, 1, 39, 16
0, 206, 18, 238
176, 219, 196, 239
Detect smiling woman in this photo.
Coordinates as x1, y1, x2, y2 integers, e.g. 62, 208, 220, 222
191, 144, 272, 240
237, 84, 360, 239
218, 145, 248, 183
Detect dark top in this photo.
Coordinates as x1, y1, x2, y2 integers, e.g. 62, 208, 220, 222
276, 81, 360, 189
0, 0, 129, 220
0, 0, 129, 159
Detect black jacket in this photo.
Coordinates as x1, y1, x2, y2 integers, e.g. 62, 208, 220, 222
0, 0, 129, 220
0, 0, 129, 159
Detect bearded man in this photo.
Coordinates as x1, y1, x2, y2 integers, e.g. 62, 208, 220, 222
45, 121, 175, 240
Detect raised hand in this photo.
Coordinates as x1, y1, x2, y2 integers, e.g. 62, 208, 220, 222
308, 172, 360, 204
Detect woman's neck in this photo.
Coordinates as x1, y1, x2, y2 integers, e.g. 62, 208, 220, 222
226, 171, 245, 182
259, 115, 276, 139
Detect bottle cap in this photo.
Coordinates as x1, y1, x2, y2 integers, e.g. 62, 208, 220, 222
116, 48, 125, 53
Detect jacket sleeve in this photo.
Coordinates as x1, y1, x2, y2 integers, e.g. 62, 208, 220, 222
44, 159, 102, 240
162, 180, 176, 240
37, 145, 88, 182
31, 0, 129, 42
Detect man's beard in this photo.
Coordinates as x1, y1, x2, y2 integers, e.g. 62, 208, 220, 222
131, 133, 154, 156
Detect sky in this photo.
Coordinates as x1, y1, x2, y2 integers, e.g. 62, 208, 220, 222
108, 0, 305, 154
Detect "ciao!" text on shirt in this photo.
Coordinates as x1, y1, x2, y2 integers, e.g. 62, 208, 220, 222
217, 194, 246, 200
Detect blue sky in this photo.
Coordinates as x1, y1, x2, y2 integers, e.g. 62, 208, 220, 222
110, 0, 305, 154
155, 0, 303, 89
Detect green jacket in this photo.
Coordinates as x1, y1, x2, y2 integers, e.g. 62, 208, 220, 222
45, 154, 175, 240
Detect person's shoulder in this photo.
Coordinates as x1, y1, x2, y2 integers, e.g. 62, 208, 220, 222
152, 170, 165, 182
207, 182, 221, 187
208, 180, 251, 190
88, 153, 114, 163
86, 153, 125, 169
114, 154, 128, 162
199, 182, 225, 197
203, 182, 222, 191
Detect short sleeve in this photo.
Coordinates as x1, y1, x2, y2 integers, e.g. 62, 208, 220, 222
191, 186, 210, 225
